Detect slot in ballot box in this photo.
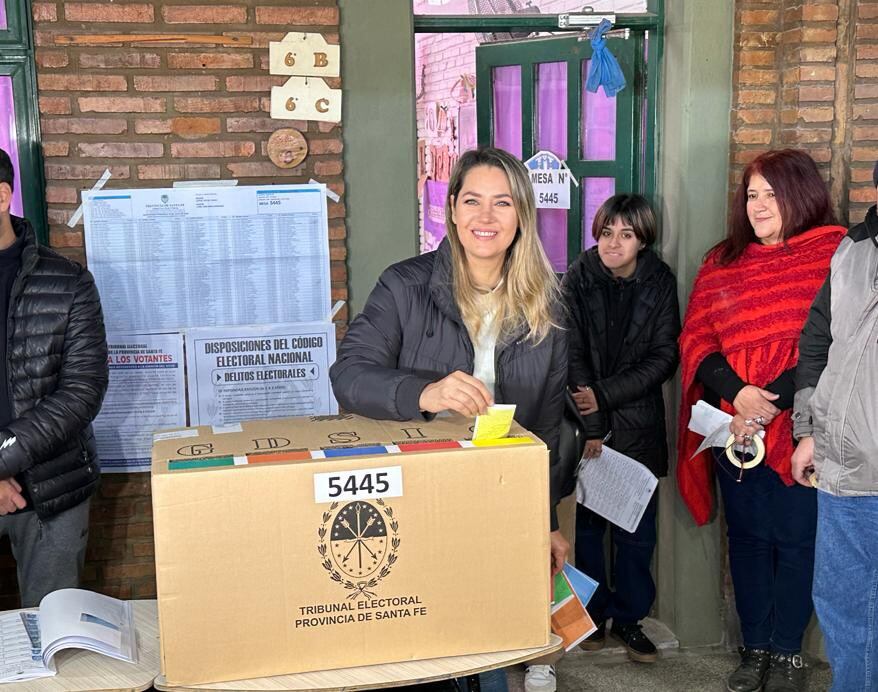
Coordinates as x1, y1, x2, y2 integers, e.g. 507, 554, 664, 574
151, 413, 551, 685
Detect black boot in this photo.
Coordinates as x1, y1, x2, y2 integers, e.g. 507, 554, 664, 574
764, 652, 805, 692
727, 647, 771, 692
610, 621, 657, 663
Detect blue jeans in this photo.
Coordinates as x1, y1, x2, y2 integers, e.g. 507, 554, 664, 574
715, 451, 816, 653
455, 669, 507, 692
574, 495, 658, 624
814, 490, 878, 692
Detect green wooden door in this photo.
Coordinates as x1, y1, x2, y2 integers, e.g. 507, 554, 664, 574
476, 34, 650, 270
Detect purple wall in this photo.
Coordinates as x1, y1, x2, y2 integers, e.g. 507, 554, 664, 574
0, 76, 24, 217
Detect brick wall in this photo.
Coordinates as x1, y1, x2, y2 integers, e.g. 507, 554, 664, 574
731, 0, 876, 226
0, 0, 344, 608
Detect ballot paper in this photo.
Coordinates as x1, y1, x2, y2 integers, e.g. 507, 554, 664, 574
551, 569, 597, 651
575, 445, 658, 533
688, 400, 765, 457
472, 404, 516, 441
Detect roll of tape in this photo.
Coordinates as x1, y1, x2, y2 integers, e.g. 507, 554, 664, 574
725, 434, 765, 469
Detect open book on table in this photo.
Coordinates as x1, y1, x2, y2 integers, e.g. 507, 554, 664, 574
0, 588, 136, 683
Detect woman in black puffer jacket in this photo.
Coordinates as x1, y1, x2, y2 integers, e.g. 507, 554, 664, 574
560, 194, 680, 664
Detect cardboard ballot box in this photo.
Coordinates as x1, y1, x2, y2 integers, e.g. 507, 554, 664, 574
151, 413, 551, 685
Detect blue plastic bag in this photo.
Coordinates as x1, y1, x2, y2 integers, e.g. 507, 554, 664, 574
585, 18, 626, 98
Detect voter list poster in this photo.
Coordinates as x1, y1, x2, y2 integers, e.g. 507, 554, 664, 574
186, 323, 338, 427
83, 184, 331, 333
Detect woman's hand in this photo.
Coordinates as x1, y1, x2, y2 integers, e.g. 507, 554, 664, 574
732, 385, 780, 424
550, 530, 569, 576
418, 371, 493, 417
583, 439, 603, 459
729, 413, 763, 447
572, 385, 599, 415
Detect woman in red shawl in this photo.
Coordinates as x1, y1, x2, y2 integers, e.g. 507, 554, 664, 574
678, 150, 844, 692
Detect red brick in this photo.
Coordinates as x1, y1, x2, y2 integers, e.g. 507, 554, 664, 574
133, 581, 157, 598
78, 96, 165, 113
735, 108, 776, 125
174, 96, 259, 113
802, 4, 838, 21
330, 263, 347, 283
45, 186, 78, 204
796, 46, 836, 62
39, 96, 71, 114
799, 85, 834, 102
738, 70, 778, 86
860, 4, 878, 19
132, 542, 155, 558
857, 24, 878, 40
79, 52, 161, 69
32, 2, 57, 21
35, 50, 68, 68
225, 75, 287, 92
226, 117, 306, 133
137, 164, 185, 180
170, 141, 255, 158
314, 159, 343, 176
184, 164, 221, 179
801, 27, 836, 42
854, 104, 878, 121
857, 63, 878, 79
799, 107, 834, 123
856, 84, 878, 100
329, 219, 345, 240
78, 142, 164, 158
64, 2, 154, 22
738, 31, 781, 48
220, 31, 285, 48
853, 146, 878, 162
852, 167, 876, 183
808, 147, 832, 164
161, 4, 247, 24
167, 52, 254, 69
739, 50, 776, 67
46, 209, 74, 225
49, 229, 85, 246
102, 563, 155, 580
39, 74, 128, 91
133, 75, 217, 92
170, 117, 221, 138
799, 65, 835, 81
850, 186, 877, 203
255, 7, 338, 25
45, 164, 130, 180
133, 119, 172, 134
42, 141, 69, 157
308, 138, 342, 155
225, 162, 305, 177
41, 117, 128, 135
780, 128, 832, 145
318, 121, 339, 133
854, 126, 878, 141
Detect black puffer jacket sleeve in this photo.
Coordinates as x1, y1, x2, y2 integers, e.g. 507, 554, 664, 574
0, 267, 108, 478
560, 262, 608, 440
793, 273, 832, 439
592, 275, 680, 410
330, 267, 435, 421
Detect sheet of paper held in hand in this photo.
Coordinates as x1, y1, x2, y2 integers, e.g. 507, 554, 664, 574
576, 445, 658, 534
688, 400, 765, 457
472, 404, 516, 441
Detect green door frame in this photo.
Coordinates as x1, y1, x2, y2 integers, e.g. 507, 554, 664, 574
1, 0, 47, 243
474, 35, 640, 263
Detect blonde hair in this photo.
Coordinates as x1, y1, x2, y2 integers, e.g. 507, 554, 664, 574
444, 147, 561, 344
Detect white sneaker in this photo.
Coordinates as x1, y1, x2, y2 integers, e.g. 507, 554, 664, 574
524, 664, 556, 692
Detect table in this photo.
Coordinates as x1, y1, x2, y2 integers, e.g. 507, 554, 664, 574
153, 634, 563, 692
2, 600, 160, 692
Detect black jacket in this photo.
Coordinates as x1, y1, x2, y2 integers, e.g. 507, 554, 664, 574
561, 248, 680, 476
330, 239, 568, 528
0, 216, 109, 519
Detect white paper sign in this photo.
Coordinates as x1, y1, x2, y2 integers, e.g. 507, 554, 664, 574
524, 150, 575, 209
94, 333, 187, 473
269, 33, 340, 77
271, 77, 341, 123
186, 322, 338, 427
313, 466, 404, 503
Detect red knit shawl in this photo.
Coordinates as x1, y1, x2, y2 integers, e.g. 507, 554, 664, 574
677, 225, 845, 526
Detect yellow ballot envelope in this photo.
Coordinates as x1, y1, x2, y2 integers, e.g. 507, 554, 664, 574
472, 404, 516, 441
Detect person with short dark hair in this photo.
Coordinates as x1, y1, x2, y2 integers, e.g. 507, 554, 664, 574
678, 149, 845, 692
0, 148, 108, 607
560, 193, 680, 664
791, 159, 878, 692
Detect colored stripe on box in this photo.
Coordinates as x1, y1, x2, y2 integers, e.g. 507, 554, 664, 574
169, 456, 235, 471
397, 441, 463, 452
248, 451, 311, 463
323, 446, 389, 458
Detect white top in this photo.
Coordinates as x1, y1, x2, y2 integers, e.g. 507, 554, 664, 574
469, 285, 503, 398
